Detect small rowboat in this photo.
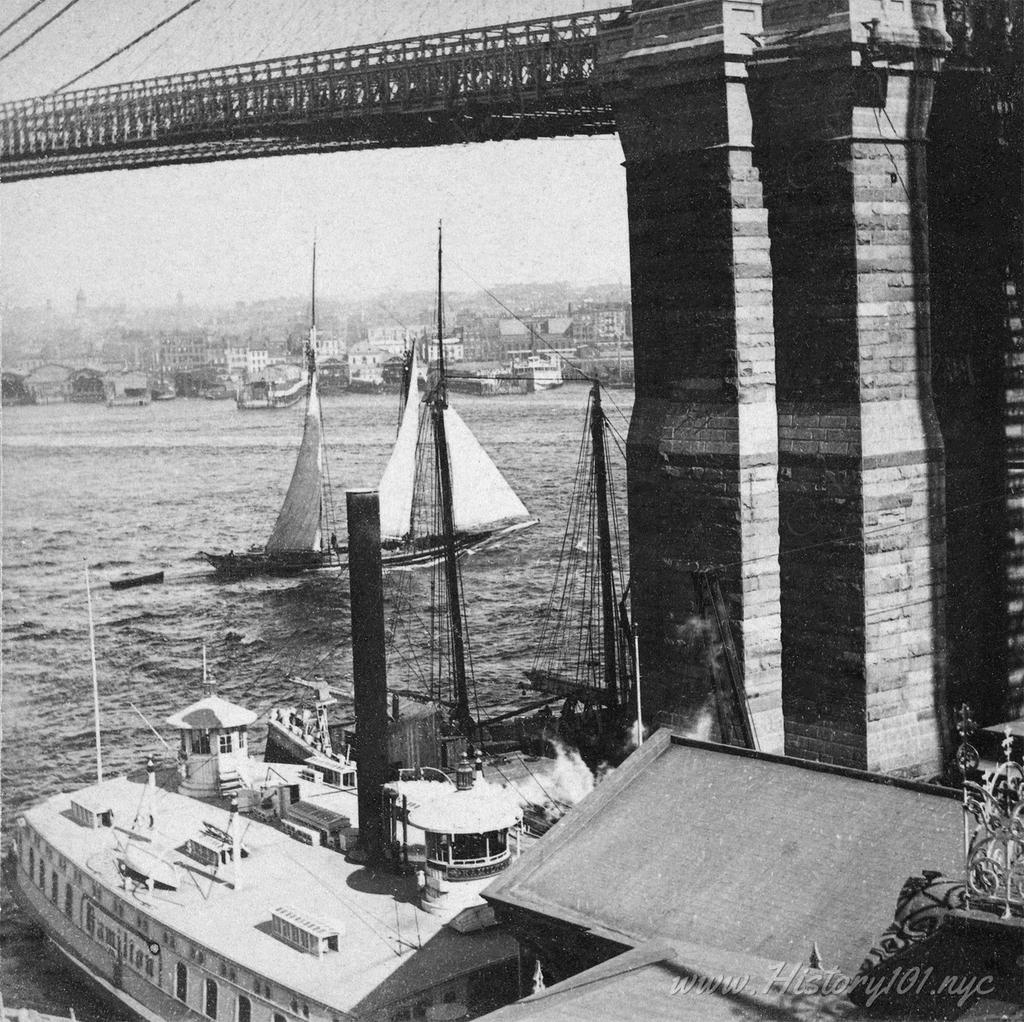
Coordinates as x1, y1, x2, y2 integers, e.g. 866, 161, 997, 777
109, 571, 165, 591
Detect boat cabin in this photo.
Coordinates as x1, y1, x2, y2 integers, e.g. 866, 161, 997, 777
404, 755, 522, 915
166, 695, 256, 799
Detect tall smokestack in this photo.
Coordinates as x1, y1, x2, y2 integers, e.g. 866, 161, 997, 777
347, 490, 389, 863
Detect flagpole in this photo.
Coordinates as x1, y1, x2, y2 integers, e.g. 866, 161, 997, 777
85, 564, 103, 783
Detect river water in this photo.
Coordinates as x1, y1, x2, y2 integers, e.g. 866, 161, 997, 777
0, 384, 633, 1016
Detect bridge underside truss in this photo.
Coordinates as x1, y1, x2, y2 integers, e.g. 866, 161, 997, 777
2, 104, 617, 181
0, 8, 626, 181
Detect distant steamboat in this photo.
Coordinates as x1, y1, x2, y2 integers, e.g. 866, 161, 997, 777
236, 366, 305, 410
507, 352, 564, 393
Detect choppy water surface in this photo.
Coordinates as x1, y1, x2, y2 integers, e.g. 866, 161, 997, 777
0, 386, 632, 1016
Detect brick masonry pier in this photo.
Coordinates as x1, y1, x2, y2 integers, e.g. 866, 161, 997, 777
600, 0, 994, 776
601, 0, 785, 754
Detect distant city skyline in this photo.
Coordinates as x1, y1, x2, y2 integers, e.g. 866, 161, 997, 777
0, 1, 631, 311
3, 266, 632, 316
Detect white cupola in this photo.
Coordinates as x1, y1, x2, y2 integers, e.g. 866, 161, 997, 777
166, 695, 256, 798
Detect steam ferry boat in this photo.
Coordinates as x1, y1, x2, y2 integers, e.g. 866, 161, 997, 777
6, 687, 531, 1022
236, 367, 306, 410
506, 352, 564, 393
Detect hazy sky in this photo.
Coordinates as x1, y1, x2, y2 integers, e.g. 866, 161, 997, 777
1, 1, 630, 310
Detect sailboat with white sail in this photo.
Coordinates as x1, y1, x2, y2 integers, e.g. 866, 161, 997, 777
202, 248, 342, 579
377, 343, 537, 566
203, 238, 535, 580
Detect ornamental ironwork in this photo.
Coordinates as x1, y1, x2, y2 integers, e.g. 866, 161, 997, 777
0, 7, 627, 181
956, 703, 1024, 918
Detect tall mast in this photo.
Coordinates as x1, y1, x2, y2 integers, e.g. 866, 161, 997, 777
431, 222, 471, 734
589, 381, 619, 709
311, 236, 317, 331
436, 220, 446, 402
398, 344, 414, 427
307, 239, 318, 382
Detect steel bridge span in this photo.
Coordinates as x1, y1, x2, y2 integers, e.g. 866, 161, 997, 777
0, 7, 628, 181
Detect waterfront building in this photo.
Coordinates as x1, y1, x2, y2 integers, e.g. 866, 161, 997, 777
224, 347, 249, 375
1, 371, 35, 406
347, 344, 389, 386
245, 349, 269, 377
69, 368, 105, 403
104, 371, 151, 407
425, 335, 464, 364
160, 330, 212, 372
486, 730, 962, 983
483, 728, 1021, 1016
367, 326, 418, 355
23, 363, 71, 403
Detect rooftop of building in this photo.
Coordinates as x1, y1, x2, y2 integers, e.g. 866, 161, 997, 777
474, 938, 1020, 1022
484, 729, 963, 977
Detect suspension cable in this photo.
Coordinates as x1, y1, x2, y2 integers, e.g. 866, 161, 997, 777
52, 0, 205, 93
0, 0, 80, 64
0, 0, 49, 42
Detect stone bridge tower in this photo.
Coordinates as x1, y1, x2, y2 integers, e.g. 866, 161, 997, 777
601, 0, 953, 776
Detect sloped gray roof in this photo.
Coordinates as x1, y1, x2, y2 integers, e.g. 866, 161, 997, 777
476, 939, 913, 1022
484, 730, 962, 976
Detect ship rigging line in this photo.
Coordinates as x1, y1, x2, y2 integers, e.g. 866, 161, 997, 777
449, 259, 635, 433
276, 844, 407, 954
0, 0, 49, 41
451, 259, 623, 393
53, 0, 205, 93
0, 0, 80, 63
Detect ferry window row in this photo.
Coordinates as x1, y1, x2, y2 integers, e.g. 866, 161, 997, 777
174, 958, 317, 1022
21, 830, 322, 1022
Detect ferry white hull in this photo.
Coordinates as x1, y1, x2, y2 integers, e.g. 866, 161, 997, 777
509, 359, 563, 393
6, 852, 191, 1022
527, 370, 563, 391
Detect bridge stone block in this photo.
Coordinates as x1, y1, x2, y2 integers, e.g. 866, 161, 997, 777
600, 0, 784, 752
751, 0, 950, 775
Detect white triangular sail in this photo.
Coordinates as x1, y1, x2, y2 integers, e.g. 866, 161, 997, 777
378, 351, 421, 542
378, 351, 531, 543
442, 404, 530, 533
266, 368, 323, 553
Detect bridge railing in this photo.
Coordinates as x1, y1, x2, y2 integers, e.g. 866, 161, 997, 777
1, 7, 627, 162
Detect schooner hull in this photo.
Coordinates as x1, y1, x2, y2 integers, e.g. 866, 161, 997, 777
202, 549, 330, 579
380, 518, 537, 568
202, 520, 536, 579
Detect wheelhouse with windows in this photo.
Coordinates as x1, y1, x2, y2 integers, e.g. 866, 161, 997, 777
406, 755, 523, 914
